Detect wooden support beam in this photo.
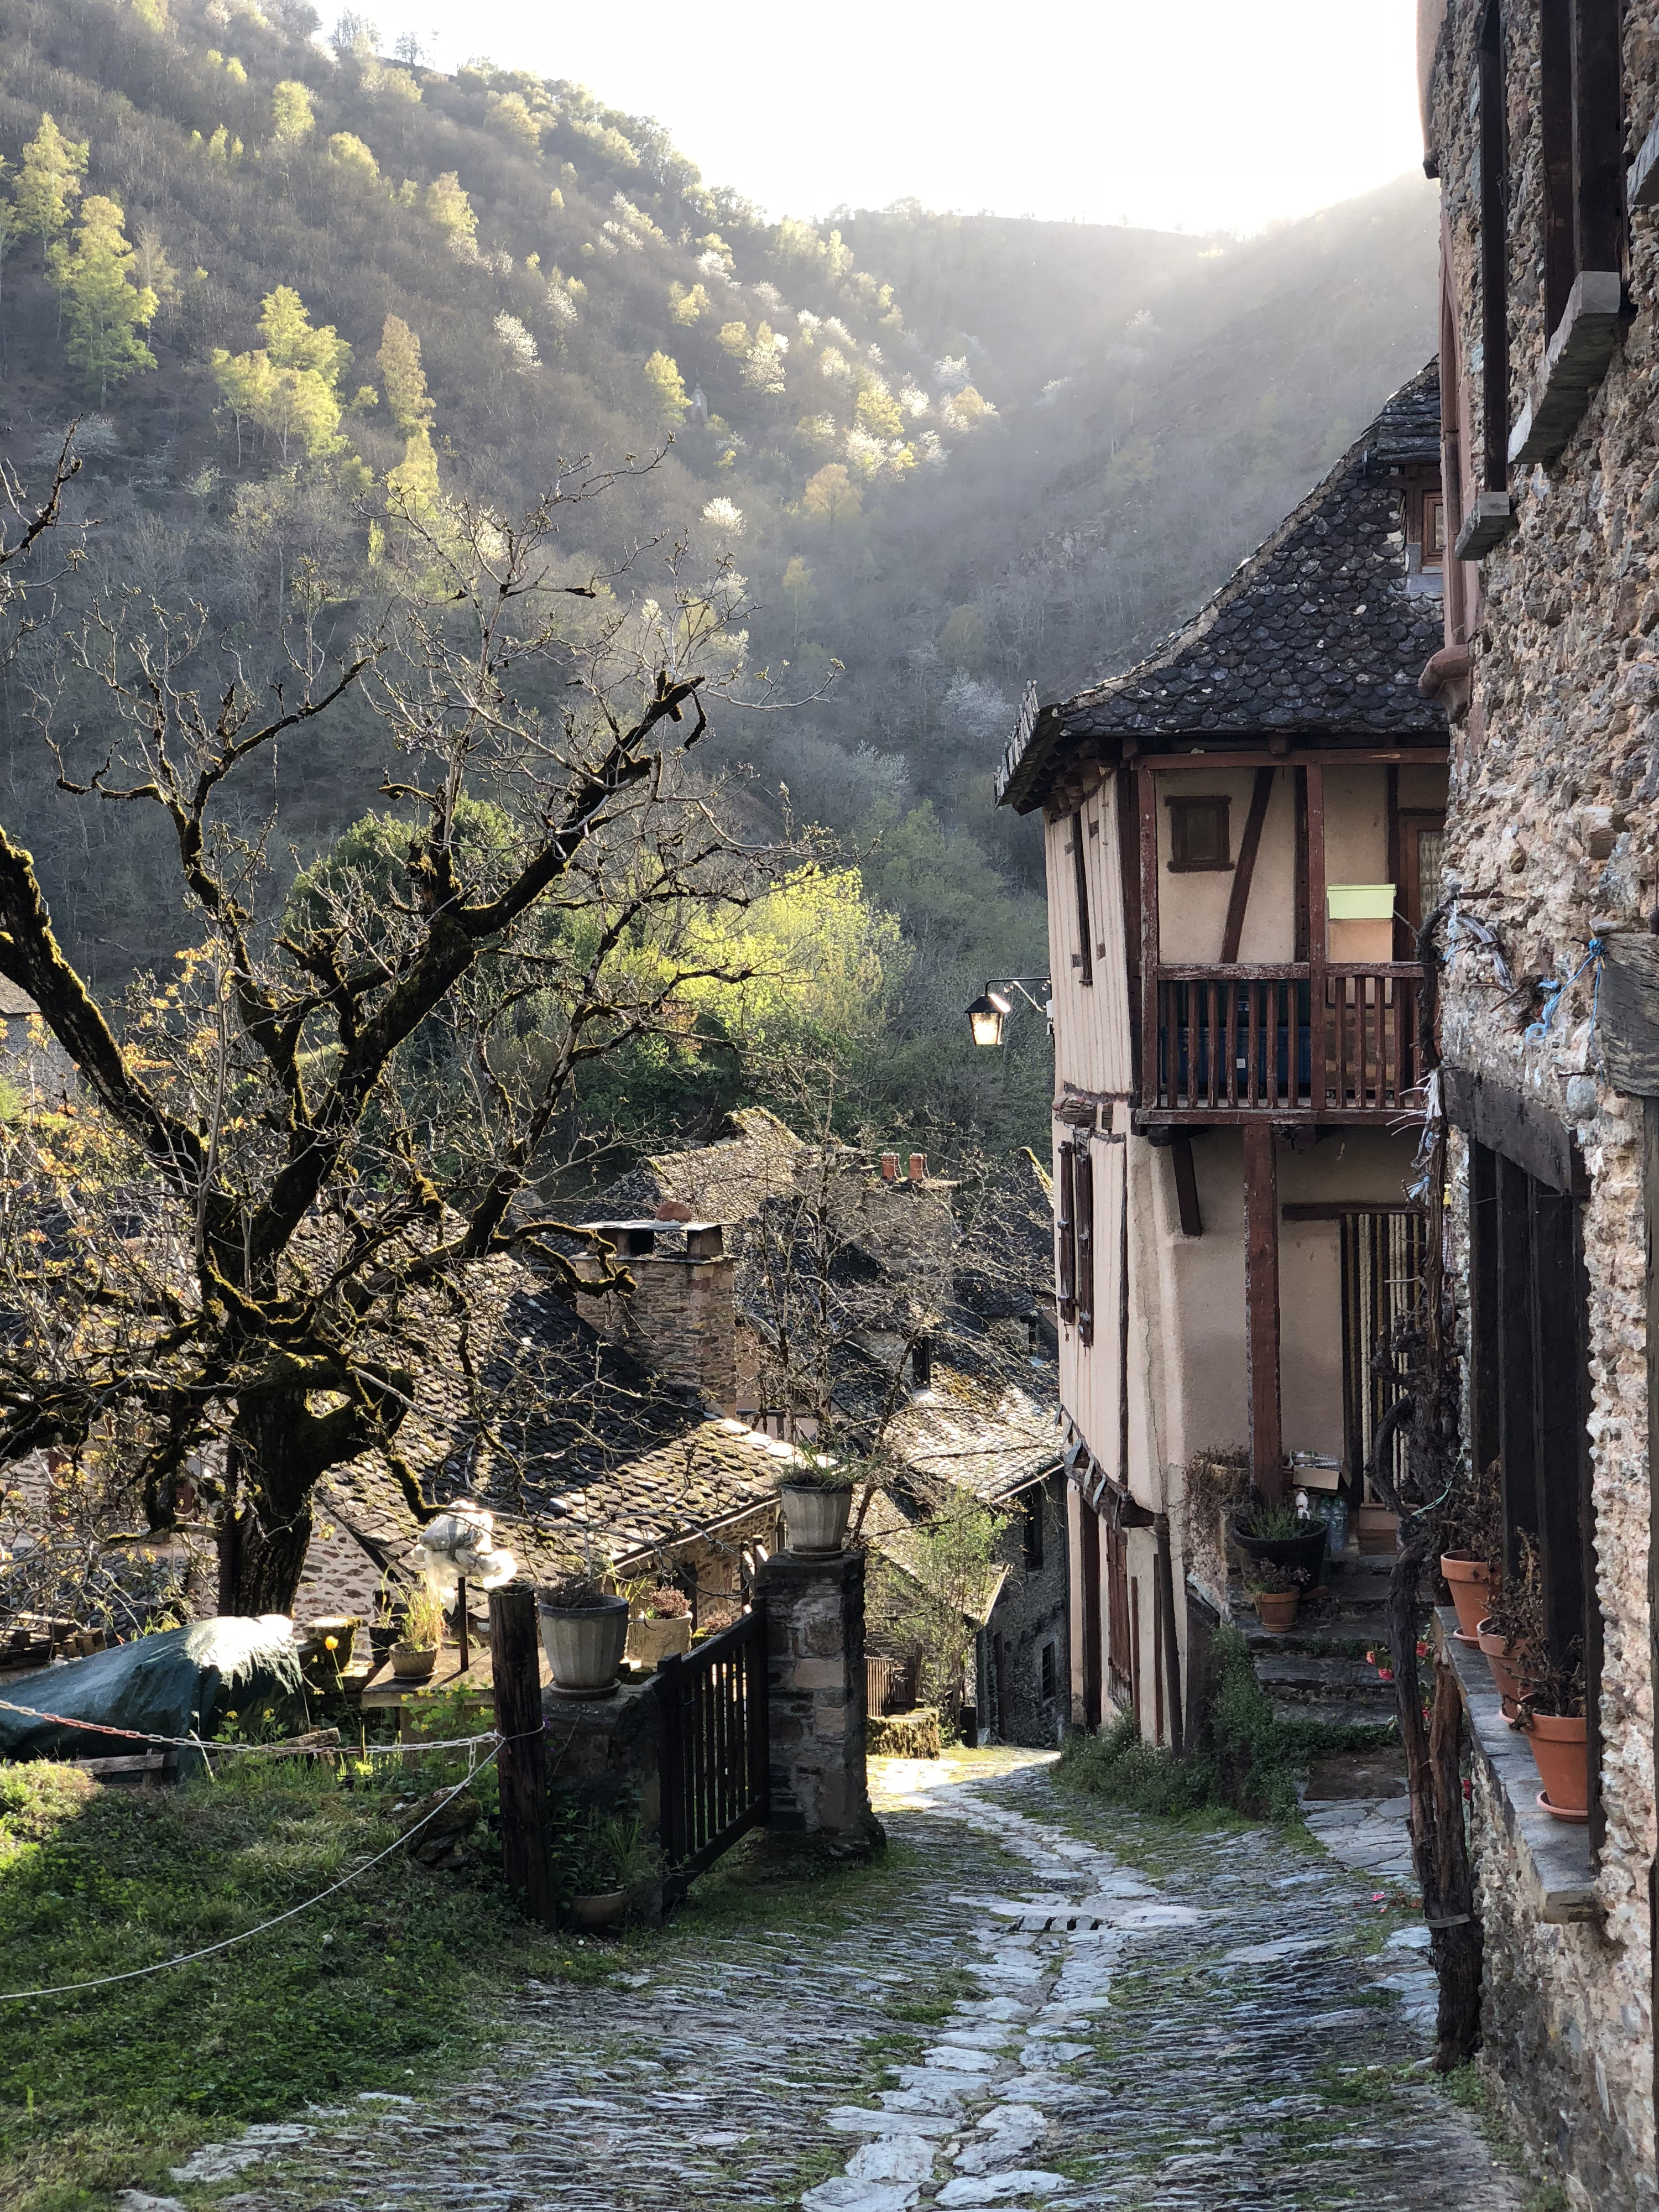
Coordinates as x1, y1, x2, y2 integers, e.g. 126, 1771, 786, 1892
1242, 1121, 1282, 1501
1170, 1134, 1203, 1235
1137, 768, 1159, 1114
1219, 768, 1274, 964
1306, 765, 1327, 1111
1495, 1154, 1539, 1574
488, 1583, 555, 1926
1079, 1503, 1102, 1731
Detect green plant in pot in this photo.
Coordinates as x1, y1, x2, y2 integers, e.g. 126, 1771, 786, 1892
539, 1571, 630, 1697
1230, 1499, 1329, 1591
556, 1807, 664, 1931
1245, 1558, 1309, 1634
392, 1582, 446, 1683
779, 1456, 858, 1555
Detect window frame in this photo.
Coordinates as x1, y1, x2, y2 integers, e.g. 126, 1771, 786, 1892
1068, 810, 1094, 986
1164, 794, 1233, 874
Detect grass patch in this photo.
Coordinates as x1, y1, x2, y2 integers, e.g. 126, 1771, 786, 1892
1057, 1627, 1392, 1825
0, 1751, 613, 2212
885, 1965, 984, 2024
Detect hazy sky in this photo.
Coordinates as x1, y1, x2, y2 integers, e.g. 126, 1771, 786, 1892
348, 1, 1426, 237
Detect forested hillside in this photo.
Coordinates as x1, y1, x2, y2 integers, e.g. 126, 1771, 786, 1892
0, 0, 1438, 1161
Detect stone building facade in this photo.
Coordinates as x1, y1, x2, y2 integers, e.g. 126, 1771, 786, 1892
1420, 3, 1659, 2201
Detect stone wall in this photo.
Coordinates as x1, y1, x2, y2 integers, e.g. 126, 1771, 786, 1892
1426, 6, 1659, 2200
758, 1547, 881, 1845
977, 1473, 1071, 1747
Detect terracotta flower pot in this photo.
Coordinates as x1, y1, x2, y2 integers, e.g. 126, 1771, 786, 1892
1355, 1504, 1400, 1557
539, 1593, 629, 1696
780, 1481, 853, 1555
1440, 1554, 1493, 1641
391, 1641, 437, 1683
1253, 1588, 1300, 1633
1522, 1712, 1589, 1821
1475, 1620, 1522, 1705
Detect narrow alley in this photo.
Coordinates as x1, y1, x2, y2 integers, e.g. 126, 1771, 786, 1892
165, 1752, 1525, 2212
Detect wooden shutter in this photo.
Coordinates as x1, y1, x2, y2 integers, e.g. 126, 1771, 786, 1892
1075, 1140, 1095, 1348
1056, 1140, 1077, 1322
1070, 812, 1094, 987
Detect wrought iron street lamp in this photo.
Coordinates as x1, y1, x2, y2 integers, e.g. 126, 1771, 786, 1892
966, 977, 1052, 1047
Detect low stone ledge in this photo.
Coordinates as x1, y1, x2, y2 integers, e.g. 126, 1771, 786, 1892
1436, 1608, 1598, 1926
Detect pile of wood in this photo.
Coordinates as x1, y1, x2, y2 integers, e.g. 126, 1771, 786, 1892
1, 1616, 117, 1671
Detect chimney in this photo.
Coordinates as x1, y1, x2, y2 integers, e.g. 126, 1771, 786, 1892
571, 1219, 738, 1408
907, 1152, 926, 1182
880, 1152, 899, 1181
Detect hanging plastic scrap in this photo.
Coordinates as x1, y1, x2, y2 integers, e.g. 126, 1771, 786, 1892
411, 1504, 517, 1597
1523, 938, 1604, 1044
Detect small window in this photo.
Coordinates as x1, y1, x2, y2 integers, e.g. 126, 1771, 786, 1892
1023, 1490, 1045, 1572
1166, 795, 1231, 872
1422, 492, 1444, 568
1040, 1642, 1057, 1702
1069, 812, 1094, 986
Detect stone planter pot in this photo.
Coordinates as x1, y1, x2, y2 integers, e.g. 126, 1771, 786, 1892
1230, 1520, 1328, 1591
780, 1482, 853, 1555
1355, 1504, 1401, 1556
567, 1889, 626, 1932
391, 1641, 437, 1683
1522, 1712, 1588, 1822
1440, 1554, 1492, 1641
1475, 1620, 1522, 1708
539, 1594, 629, 1697
627, 1616, 692, 1670
1253, 1589, 1300, 1633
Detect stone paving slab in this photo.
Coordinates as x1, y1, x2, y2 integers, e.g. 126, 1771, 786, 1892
168, 1748, 1524, 2212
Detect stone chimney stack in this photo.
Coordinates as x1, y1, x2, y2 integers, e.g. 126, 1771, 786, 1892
571, 1217, 741, 1409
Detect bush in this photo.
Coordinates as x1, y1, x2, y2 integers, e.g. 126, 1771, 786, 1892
868, 1707, 942, 1759
1058, 1626, 1391, 1825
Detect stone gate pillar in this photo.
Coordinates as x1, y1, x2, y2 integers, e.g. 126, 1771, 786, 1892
757, 1547, 884, 1852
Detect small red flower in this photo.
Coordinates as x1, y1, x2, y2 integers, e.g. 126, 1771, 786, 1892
1415, 1640, 1430, 1658
1462, 1778, 1473, 1801
1378, 1667, 1396, 1683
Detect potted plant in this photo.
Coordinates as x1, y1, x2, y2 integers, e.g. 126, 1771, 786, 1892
1434, 1455, 1502, 1641
1475, 1618, 1523, 1712
1246, 1559, 1308, 1633
1230, 1501, 1329, 1591
626, 1584, 693, 1670
1440, 1553, 1494, 1642
779, 1460, 856, 1554
539, 1572, 630, 1697
392, 1582, 446, 1683
1516, 1655, 1588, 1823
560, 1810, 662, 1931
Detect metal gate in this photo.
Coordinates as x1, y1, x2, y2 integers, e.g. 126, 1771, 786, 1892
656, 1601, 769, 1899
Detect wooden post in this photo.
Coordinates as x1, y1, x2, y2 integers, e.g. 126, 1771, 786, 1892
488, 1583, 554, 1925
1137, 767, 1160, 1113
1243, 1121, 1283, 1501
1305, 764, 1327, 1109
456, 1575, 469, 1675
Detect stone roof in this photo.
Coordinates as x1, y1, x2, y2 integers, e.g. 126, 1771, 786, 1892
995, 362, 1449, 813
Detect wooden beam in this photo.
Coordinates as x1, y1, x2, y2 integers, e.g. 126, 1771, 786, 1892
1117, 768, 1143, 1097
1219, 767, 1275, 964
1079, 1501, 1102, 1731
1495, 1153, 1540, 1577
1572, 0, 1625, 277
1242, 1121, 1282, 1501
1601, 936, 1659, 1094
1137, 767, 1160, 1115
1170, 1134, 1203, 1235
1305, 764, 1328, 1113
1443, 1063, 1587, 1196
1281, 1201, 1425, 1221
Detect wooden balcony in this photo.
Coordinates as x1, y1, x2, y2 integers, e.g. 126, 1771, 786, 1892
1144, 962, 1423, 1121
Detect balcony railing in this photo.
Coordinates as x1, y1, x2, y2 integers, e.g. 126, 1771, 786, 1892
1146, 963, 1423, 1118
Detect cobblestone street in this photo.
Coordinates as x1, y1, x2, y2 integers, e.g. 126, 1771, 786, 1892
157, 1752, 1526, 2212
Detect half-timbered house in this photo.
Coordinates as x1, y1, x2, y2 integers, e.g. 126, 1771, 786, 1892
995, 368, 1450, 1744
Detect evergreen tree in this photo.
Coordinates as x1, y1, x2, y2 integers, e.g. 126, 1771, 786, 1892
378, 315, 434, 436
14, 114, 88, 241
49, 195, 157, 402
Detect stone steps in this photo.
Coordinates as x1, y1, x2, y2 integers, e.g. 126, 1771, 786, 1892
1228, 1551, 1426, 1730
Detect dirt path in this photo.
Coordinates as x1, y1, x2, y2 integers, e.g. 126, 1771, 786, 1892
148, 1750, 1526, 2212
